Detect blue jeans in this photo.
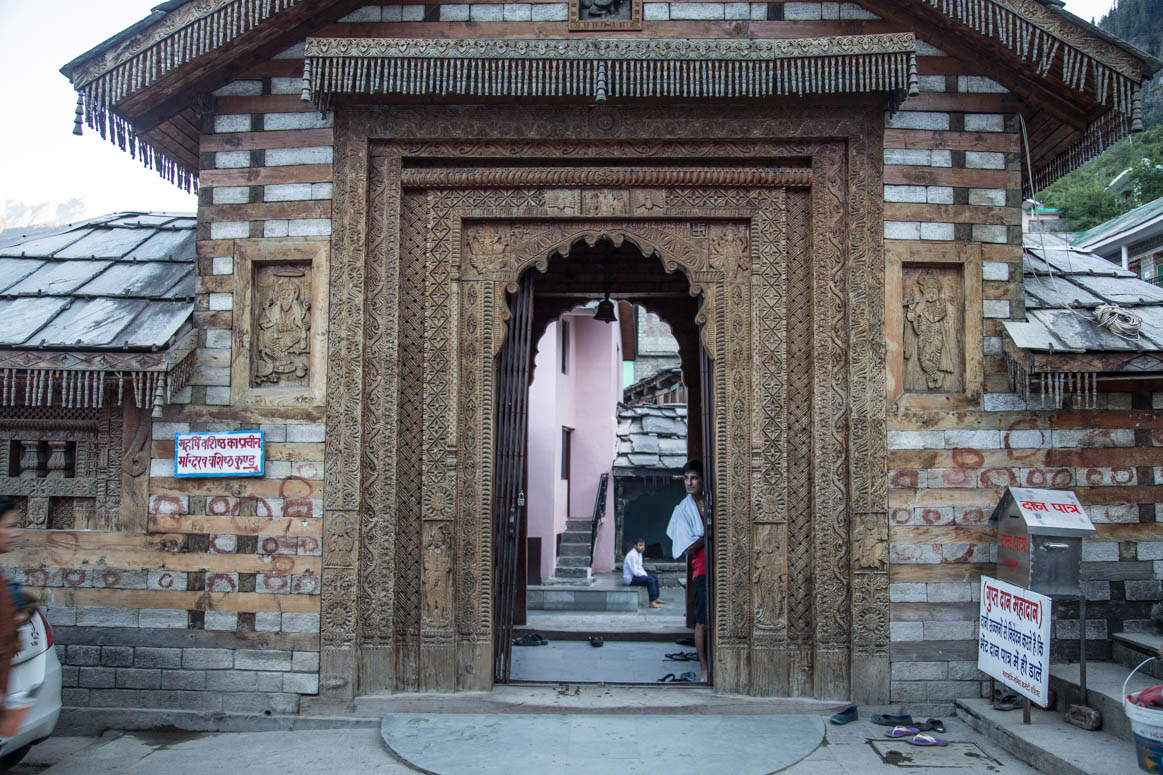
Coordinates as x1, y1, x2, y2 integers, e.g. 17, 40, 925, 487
629, 573, 660, 602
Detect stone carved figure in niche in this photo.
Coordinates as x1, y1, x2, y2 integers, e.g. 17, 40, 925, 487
254, 268, 311, 386
904, 272, 955, 390
580, 0, 629, 19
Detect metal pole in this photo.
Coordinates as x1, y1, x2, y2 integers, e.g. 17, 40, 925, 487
1079, 594, 1088, 707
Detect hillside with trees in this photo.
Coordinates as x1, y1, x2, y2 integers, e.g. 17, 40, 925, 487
1037, 0, 1163, 228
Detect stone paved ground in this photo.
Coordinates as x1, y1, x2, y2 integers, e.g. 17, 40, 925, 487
12, 712, 1051, 775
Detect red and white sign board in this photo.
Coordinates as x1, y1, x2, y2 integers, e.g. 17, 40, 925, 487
175, 431, 264, 477
978, 575, 1051, 707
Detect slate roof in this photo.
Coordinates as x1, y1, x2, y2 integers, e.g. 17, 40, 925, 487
613, 404, 688, 472
1005, 232, 1163, 354
0, 213, 196, 351
1075, 196, 1163, 251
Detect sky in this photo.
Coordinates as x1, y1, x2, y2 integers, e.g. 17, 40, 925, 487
0, 0, 1123, 230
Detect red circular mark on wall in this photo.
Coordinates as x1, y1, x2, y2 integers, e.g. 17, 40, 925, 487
1113, 468, 1134, 485
958, 508, 985, 525
980, 468, 1018, 488
1050, 468, 1073, 487
294, 463, 319, 480
1085, 468, 1103, 486
279, 477, 312, 500
101, 570, 120, 588
47, 531, 80, 567
262, 574, 289, 592
921, 509, 944, 525
63, 569, 86, 586
890, 470, 918, 488
942, 469, 973, 487
206, 573, 237, 593
208, 497, 236, 516
261, 537, 280, 554
150, 495, 187, 515
298, 536, 320, 554
24, 568, 50, 587
156, 572, 175, 589
273, 556, 295, 574
952, 448, 984, 468
1003, 419, 1043, 461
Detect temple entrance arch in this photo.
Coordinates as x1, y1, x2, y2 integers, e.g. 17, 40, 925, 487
322, 103, 889, 704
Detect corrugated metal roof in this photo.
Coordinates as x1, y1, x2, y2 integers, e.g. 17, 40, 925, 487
1006, 233, 1163, 355
0, 213, 195, 351
1075, 196, 1163, 249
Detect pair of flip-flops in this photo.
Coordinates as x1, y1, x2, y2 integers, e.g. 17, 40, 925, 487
589, 636, 604, 648
993, 688, 1021, 711
884, 725, 948, 746
665, 651, 699, 662
657, 672, 698, 683
512, 632, 548, 646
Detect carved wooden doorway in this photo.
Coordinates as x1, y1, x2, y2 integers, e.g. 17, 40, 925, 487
324, 104, 889, 703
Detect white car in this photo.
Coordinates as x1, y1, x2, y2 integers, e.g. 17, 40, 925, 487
0, 609, 61, 770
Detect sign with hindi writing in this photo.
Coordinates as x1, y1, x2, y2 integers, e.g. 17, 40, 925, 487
1004, 487, 1093, 535
175, 431, 264, 477
978, 575, 1051, 706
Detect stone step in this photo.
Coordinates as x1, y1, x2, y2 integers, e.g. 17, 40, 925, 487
561, 530, 591, 544
556, 555, 591, 569
527, 586, 639, 612
552, 566, 592, 580
1049, 660, 1155, 743
565, 518, 592, 532
1112, 632, 1163, 680
558, 543, 591, 557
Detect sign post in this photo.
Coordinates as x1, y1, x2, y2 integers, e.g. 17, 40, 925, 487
978, 575, 1052, 709
175, 430, 265, 477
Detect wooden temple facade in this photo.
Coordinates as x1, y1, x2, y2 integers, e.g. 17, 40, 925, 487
18, 0, 1161, 714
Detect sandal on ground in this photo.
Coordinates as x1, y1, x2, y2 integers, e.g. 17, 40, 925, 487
674, 637, 695, 647
871, 714, 914, 726
588, 636, 604, 648
884, 726, 920, 738
665, 651, 699, 661
906, 734, 948, 747
992, 688, 1020, 711
512, 632, 548, 647
657, 672, 698, 683
829, 706, 858, 725
926, 718, 946, 733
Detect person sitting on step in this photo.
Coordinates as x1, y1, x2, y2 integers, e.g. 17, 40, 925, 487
623, 538, 663, 608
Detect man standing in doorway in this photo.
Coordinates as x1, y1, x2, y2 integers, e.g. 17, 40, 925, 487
666, 460, 708, 684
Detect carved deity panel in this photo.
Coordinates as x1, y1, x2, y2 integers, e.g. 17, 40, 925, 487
252, 264, 312, 388
569, 0, 642, 29
902, 266, 965, 393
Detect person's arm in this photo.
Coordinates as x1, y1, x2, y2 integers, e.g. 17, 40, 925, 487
685, 536, 704, 554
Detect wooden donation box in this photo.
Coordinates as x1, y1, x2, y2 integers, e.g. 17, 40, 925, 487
988, 487, 1095, 597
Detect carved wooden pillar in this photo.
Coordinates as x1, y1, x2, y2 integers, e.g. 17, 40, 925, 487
46, 441, 70, 478
19, 441, 40, 478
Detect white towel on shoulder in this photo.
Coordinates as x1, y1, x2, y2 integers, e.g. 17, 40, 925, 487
666, 494, 704, 560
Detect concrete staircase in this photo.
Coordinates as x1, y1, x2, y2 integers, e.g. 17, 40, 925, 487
549, 518, 596, 585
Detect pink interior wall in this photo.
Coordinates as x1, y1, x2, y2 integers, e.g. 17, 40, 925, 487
525, 310, 622, 580
527, 321, 565, 584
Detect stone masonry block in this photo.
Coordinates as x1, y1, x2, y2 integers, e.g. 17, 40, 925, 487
214, 151, 251, 169
256, 612, 282, 632
891, 661, 947, 680
68, 645, 100, 666
968, 188, 1006, 206
287, 219, 332, 237
282, 613, 320, 633
917, 75, 946, 92
884, 222, 921, 240
920, 223, 954, 241
927, 187, 954, 204
966, 151, 1005, 170
783, 2, 821, 20
964, 114, 1005, 132
959, 76, 1008, 93
210, 222, 248, 240
884, 185, 926, 203
403, 5, 425, 21
1081, 580, 1111, 600
982, 261, 1010, 281
100, 646, 135, 667
221, 692, 300, 715
116, 669, 162, 689
338, 6, 381, 22
944, 430, 1001, 448
888, 430, 943, 449
984, 393, 1026, 411
79, 667, 117, 688
265, 147, 333, 166
927, 583, 972, 602
205, 611, 239, 631
983, 299, 1010, 318
214, 114, 251, 133
211, 257, 234, 276
235, 650, 293, 671
206, 670, 260, 692
440, 4, 470, 20
212, 187, 249, 205
884, 149, 932, 166
670, 3, 725, 19
503, 3, 531, 20
531, 3, 567, 20
147, 571, 187, 591
183, 648, 234, 670
891, 681, 929, 702
884, 112, 950, 131
270, 77, 301, 95
135, 648, 182, 670
209, 292, 234, 311
1081, 541, 1119, 562
292, 651, 321, 672
213, 80, 262, 96
1126, 580, 1163, 600
470, 4, 504, 21
724, 3, 750, 19
890, 621, 923, 641
1138, 542, 1163, 561
948, 661, 986, 681
264, 112, 334, 131
77, 607, 139, 628
924, 621, 976, 640
139, 609, 189, 629
162, 670, 207, 691
287, 424, 326, 442
972, 224, 1009, 244
840, 2, 877, 19
265, 183, 314, 202
258, 673, 285, 693
283, 672, 320, 694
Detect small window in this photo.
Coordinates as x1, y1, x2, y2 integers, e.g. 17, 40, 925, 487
561, 319, 570, 374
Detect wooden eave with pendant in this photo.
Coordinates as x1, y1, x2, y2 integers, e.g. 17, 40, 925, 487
59, 0, 1161, 196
